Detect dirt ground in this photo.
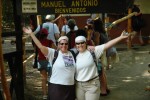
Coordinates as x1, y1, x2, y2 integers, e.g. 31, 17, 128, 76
1, 41, 150, 100
100, 44, 150, 100
23, 44, 150, 100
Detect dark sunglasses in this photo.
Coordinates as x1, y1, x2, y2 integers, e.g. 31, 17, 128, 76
76, 42, 85, 45
60, 43, 68, 45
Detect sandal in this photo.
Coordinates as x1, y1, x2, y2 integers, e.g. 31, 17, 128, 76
100, 89, 110, 96
106, 89, 110, 94
100, 93, 108, 96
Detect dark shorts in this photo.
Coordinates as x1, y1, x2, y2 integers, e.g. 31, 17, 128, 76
106, 47, 117, 57
38, 60, 50, 71
48, 83, 75, 100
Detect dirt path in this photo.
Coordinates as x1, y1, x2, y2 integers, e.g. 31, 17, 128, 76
100, 44, 150, 100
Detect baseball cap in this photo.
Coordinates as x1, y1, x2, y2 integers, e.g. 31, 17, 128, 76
45, 15, 55, 21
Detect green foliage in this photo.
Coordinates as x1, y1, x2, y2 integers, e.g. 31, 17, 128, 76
2, 0, 14, 32
2, 0, 30, 32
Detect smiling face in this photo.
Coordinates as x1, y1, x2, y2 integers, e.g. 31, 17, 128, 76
75, 41, 86, 52
58, 39, 68, 53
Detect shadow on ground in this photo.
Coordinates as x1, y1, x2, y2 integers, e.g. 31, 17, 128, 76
100, 44, 150, 100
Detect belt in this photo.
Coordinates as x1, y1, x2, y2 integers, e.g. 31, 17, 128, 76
76, 76, 99, 83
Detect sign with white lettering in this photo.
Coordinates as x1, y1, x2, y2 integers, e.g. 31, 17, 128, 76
22, 0, 37, 13
17, 0, 127, 15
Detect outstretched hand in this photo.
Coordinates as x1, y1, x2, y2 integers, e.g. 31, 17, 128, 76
22, 26, 33, 35
120, 30, 130, 39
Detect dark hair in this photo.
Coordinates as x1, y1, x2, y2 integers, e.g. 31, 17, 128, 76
132, 5, 140, 13
76, 29, 87, 38
93, 18, 109, 44
68, 19, 76, 30
93, 18, 106, 33
87, 25, 93, 29
68, 23, 75, 30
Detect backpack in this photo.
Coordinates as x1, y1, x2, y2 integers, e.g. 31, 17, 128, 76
35, 24, 43, 39
90, 51, 102, 75
99, 33, 109, 45
66, 31, 76, 49
131, 5, 145, 32
132, 15, 145, 32
52, 50, 102, 75
33, 24, 49, 68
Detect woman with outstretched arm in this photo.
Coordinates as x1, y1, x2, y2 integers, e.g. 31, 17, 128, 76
75, 31, 129, 100
23, 27, 76, 100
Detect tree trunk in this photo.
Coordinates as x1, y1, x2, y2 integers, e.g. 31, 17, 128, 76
0, 0, 11, 100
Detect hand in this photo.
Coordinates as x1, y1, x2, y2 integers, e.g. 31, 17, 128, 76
135, 12, 141, 16
120, 30, 130, 39
22, 26, 33, 35
87, 46, 95, 51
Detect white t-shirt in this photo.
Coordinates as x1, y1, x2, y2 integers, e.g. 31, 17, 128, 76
75, 44, 105, 82
46, 48, 76, 85
34, 22, 60, 44
61, 25, 78, 34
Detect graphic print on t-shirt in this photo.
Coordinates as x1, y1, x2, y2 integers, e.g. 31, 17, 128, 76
62, 55, 74, 67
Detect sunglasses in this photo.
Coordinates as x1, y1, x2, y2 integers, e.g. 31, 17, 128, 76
60, 43, 68, 45
76, 42, 85, 45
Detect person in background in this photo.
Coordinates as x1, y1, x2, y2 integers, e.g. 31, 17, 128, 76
75, 31, 129, 100
32, 15, 60, 69
87, 17, 110, 96
36, 28, 56, 99
84, 18, 95, 46
66, 19, 78, 49
23, 26, 76, 100
34, 14, 60, 45
61, 15, 78, 36
129, 4, 145, 46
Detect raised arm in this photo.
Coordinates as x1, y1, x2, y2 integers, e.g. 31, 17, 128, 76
23, 27, 49, 56
104, 30, 129, 51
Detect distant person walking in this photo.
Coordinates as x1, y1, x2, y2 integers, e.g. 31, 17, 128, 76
32, 15, 60, 69
130, 5, 145, 46
34, 15, 60, 45
61, 15, 78, 36
66, 18, 78, 49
